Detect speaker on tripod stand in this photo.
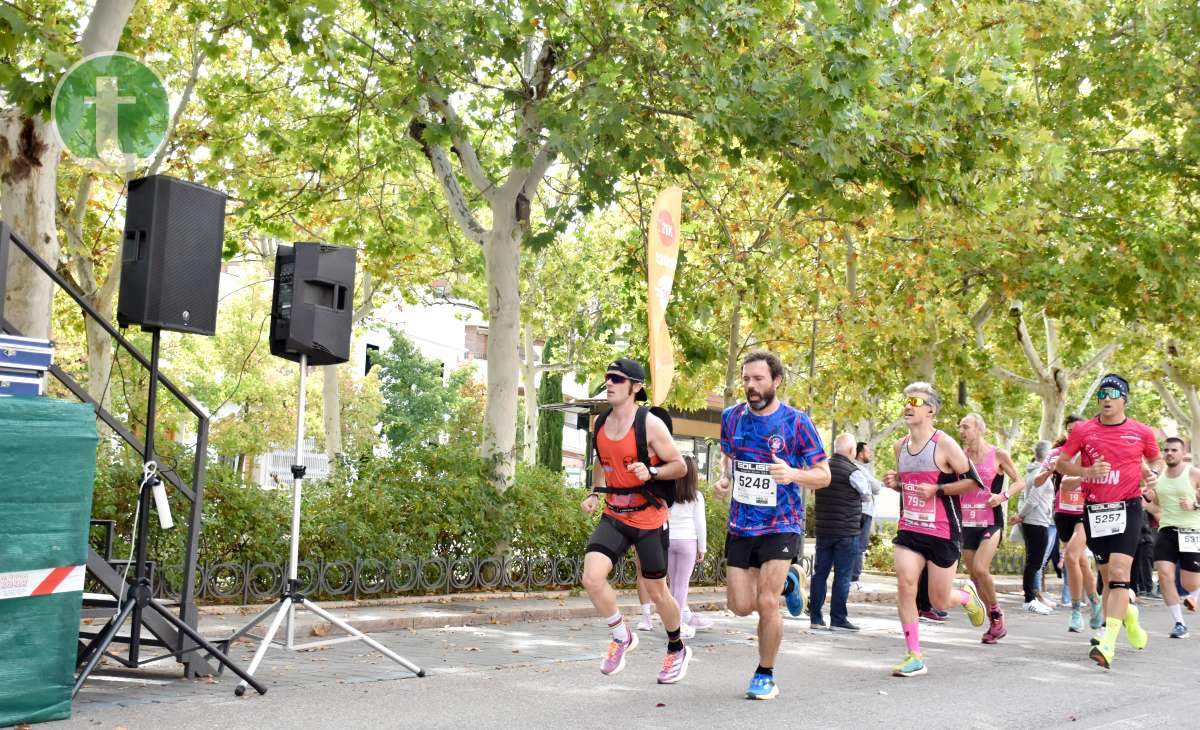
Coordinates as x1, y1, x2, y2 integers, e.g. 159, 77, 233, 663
75, 175, 266, 696
222, 241, 422, 695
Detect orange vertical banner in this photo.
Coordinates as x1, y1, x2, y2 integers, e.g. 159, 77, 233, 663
647, 186, 682, 406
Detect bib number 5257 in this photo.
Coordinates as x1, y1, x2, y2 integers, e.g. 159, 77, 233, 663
1086, 502, 1127, 538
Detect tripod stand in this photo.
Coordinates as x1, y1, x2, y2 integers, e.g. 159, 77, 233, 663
74, 329, 266, 696
223, 354, 422, 696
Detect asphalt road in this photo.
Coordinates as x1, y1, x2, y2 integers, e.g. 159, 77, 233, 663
50, 595, 1199, 730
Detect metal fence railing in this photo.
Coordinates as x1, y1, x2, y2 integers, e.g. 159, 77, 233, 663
117, 554, 820, 605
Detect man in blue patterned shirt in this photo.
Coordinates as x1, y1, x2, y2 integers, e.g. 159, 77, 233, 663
714, 350, 829, 700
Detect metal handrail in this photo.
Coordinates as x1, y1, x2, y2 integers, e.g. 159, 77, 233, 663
0, 220, 209, 675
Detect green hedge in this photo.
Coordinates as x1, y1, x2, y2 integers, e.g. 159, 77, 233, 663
91, 445, 601, 569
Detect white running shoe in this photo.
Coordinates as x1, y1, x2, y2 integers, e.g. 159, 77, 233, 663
1023, 600, 1053, 615
680, 622, 696, 639
636, 615, 655, 631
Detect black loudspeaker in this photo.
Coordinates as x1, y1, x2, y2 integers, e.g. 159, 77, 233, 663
117, 175, 226, 335
270, 242, 356, 366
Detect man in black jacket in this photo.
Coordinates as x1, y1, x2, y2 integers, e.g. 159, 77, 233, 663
808, 433, 871, 630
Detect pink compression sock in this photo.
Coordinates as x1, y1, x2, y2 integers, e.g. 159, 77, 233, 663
902, 622, 920, 654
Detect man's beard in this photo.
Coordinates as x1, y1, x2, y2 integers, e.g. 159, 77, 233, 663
1165, 455, 1182, 467
746, 386, 776, 411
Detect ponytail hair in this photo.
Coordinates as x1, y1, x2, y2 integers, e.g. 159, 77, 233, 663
675, 454, 698, 504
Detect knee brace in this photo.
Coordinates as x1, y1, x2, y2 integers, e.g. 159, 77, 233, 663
1108, 580, 1131, 591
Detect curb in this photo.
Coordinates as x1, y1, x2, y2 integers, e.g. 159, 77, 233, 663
263, 578, 1027, 639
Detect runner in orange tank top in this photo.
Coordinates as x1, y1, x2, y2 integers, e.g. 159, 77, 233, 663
580, 358, 690, 684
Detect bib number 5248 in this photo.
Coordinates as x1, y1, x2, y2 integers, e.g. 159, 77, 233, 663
732, 460, 777, 507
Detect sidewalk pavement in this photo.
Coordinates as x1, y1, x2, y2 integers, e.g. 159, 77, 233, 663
191, 571, 1027, 639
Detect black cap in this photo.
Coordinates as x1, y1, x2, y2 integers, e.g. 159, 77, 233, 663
607, 357, 648, 401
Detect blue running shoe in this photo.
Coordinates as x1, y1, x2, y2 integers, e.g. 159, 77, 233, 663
745, 672, 779, 700
1169, 622, 1189, 639
891, 651, 927, 677
783, 564, 805, 617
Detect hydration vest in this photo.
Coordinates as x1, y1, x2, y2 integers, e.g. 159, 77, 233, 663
591, 406, 676, 512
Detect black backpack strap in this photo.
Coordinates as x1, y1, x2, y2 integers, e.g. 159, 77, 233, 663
591, 409, 610, 463
633, 406, 650, 467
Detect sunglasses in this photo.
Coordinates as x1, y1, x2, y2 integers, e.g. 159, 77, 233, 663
605, 373, 637, 385
904, 396, 933, 408
1096, 388, 1124, 400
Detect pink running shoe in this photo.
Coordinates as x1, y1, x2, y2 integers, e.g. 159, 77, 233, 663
657, 645, 692, 684
600, 631, 638, 675
981, 614, 1007, 644
688, 614, 715, 631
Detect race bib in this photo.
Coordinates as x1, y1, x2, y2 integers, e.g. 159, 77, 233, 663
1086, 501, 1127, 537
902, 484, 936, 524
1059, 486, 1085, 514
732, 460, 777, 507
962, 507, 991, 528
1178, 528, 1200, 554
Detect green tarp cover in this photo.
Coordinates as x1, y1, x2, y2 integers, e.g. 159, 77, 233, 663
0, 397, 97, 726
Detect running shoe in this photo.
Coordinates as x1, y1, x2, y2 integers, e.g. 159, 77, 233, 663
600, 631, 638, 675
783, 564, 805, 617
1090, 634, 1101, 647
892, 651, 927, 677
1123, 605, 1148, 650
1023, 600, 1053, 615
1089, 640, 1114, 669
919, 609, 947, 623
962, 583, 986, 627
636, 615, 655, 631
657, 645, 692, 684
830, 620, 860, 631
680, 621, 696, 639
1169, 622, 1189, 639
1068, 605, 1084, 633
745, 671, 779, 700
688, 613, 715, 631
1089, 600, 1104, 630
982, 613, 1006, 644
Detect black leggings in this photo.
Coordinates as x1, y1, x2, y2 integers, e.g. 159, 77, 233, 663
1022, 524, 1050, 602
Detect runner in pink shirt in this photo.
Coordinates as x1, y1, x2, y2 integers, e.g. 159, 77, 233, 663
1054, 374, 1164, 669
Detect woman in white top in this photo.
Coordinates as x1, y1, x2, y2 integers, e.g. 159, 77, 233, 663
636, 455, 712, 634
668, 455, 711, 632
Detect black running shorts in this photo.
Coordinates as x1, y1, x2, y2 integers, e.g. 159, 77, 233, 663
961, 525, 1002, 552
1083, 498, 1143, 565
585, 513, 670, 579
1152, 526, 1200, 573
724, 532, 800, 570
1054, 512, 1085, 542
893, 529, 961, 569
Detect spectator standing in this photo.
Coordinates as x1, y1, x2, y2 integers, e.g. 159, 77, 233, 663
808, 434, 869, 631
851, 441, 883, 591
1012, 454, 1055, 614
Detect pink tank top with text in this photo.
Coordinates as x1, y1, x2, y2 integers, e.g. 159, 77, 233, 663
898, 431, 959, 540
960, 447, 997, 527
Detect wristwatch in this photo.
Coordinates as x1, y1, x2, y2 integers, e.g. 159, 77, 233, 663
648, 466, 659, 479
